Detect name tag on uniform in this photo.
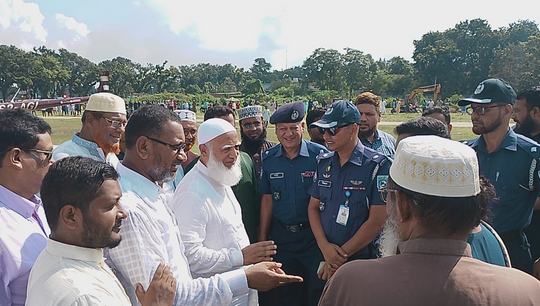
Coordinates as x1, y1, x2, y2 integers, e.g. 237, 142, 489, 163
270, 172, 284, 179
336, 205, 349, 226
318, 180, 332, 188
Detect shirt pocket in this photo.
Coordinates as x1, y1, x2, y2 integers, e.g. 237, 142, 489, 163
494, 183, 525, 207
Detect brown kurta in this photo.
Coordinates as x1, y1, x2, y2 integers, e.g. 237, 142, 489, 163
240, 140, 276, 179
319, 238, 540, 306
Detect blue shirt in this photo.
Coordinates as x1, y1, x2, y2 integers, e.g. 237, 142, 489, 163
309, 141, 391, 246
360, 129, 396, 158
467, 222, 506, 267
469, 129, 540, 233
259, 140, 327, 225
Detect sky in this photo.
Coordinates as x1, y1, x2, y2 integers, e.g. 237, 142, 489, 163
1, 0, 539, 71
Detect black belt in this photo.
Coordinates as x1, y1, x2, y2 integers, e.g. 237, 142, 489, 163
499, 229, 524, 243
275, 219, 310, 233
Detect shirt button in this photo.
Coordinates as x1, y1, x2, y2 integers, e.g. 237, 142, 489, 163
333, 215, 336, 218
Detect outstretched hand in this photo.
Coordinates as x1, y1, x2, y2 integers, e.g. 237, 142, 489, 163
246, 262, 303, 292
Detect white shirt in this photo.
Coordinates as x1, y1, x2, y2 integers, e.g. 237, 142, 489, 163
53, 134, 119, 168
26, 239, 131, 306
171, 161, 255, 305
105, 163, 249, 306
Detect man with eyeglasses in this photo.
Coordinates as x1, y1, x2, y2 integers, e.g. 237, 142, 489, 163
258, 101, 327, 306
53, 92, 127, 168
354, 92, 396, 158
106, 105, 302, 306
0, 108, 53, 305
318, 136, 540, 306
238, 105, 277, 178
459, 78, 540, 275
175, 110, 199, 172
308, 100, 390, 305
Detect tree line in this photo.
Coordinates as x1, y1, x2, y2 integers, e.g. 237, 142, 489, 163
0, 18, 539, 104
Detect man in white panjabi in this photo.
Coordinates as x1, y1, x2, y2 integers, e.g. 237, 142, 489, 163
171, 118, 277, 306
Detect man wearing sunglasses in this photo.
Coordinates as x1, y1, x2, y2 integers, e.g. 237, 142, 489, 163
459, 78, 540, 275
0, 108, 53, 305
53, 92, 127, 168
308, 100, 391, 305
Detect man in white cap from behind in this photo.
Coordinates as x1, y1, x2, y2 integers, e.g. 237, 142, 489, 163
174, 109, 199, 171
171, 118, 278, 306
318, 136, 540, 306
53, 92, 127, 168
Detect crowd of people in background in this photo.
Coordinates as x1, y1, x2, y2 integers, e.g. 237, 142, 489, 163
2, 78, 540, 306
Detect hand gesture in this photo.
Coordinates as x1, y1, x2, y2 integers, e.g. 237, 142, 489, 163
136, 263, 177, 306
246, 262, 303, 292
242, 241, 277, 265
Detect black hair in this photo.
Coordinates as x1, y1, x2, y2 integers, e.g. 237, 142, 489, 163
306, 108, 326, 127
517, 86, 540, 111
394, 117, 450, 139
124, 104, 181, 149
204, 106, 235, 121
0, 108, 52, 167
40, 156, 119, 231
422, 106, 451, 125
389, 175, 494, 234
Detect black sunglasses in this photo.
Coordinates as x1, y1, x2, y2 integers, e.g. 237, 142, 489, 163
317, 123, 354, 136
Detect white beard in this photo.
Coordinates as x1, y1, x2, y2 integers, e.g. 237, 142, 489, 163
206, 151, 243, 187
379, 204, 402, 257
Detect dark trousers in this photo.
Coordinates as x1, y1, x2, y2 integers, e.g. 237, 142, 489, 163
524, 210, 540, 261
309, 244, 375, 306
501, 230, 533, 274
259, 221, 320, 306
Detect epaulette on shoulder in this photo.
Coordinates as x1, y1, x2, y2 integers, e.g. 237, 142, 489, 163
316, 151, 334, 161
262, 145, 280, 160
516, 134, 540, 159
363, 147, 388, 165
306, 141, 328, 155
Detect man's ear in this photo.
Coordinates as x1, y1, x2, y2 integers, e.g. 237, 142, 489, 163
531, 106, 540, 119
58, 205, 82, 230
396, 191, 413, 222
7, 148, 24, 170
135, 137, 150, 160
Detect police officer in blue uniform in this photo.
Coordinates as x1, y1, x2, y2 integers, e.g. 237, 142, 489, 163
259, 101, 327, 306
308, 100, 391, 304
459, 78, 540, 274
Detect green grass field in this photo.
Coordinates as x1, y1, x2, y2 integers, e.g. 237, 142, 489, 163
43, 112, 478, 152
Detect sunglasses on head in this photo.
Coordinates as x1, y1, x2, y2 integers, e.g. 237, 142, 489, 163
317, 123, 354, 136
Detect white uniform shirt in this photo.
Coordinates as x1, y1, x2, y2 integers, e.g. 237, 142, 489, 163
171, 161, 255, 305
26, 239, 131, 306
105, 163, 248, 306
53, 134, 119, 168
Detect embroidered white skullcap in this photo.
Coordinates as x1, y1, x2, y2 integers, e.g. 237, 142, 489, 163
198, 118, 236, 145
174, 110, 197, 122
86, 93, 126, 115
390, 135, 480, 197
238, 105, 262, 120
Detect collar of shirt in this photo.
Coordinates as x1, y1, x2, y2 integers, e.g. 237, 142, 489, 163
0, 184, 42, 219
397, 238, 473, 257
275, 139, 310, 159
46, 239, 104, 264
71, 133, 104, 158
117, 163, 161, 202
332, 140, 365, 167
471, 129, 517, 154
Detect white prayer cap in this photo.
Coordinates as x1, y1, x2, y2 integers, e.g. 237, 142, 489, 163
238, 105, 262, 121
86, 93, 126, 115
390, 135, 480, 197
198, 118, 236, 145
174, 110, 196, 122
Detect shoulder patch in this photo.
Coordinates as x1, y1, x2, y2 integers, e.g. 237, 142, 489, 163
262, 145, 280, 160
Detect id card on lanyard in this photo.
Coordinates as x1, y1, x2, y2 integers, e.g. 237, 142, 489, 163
336, 190, 351, 226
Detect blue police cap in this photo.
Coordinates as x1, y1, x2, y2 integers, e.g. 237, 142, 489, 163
310, 100, 360, 129
458, 78, 517, 106
269, 101, 305, 124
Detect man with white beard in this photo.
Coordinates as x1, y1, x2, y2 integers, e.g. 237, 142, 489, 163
319, 136, 540, 306
171, 118, 278, 306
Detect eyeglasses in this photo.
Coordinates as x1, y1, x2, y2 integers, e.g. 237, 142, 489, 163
184, 128, 197, 136
241, 121, 262, 130
146, 137, 187, 155
317, 123, 354, 136
103, 117, 127, 129
379, 188, 397, 203
466, 105, 505, 115
23, 148, 53, 162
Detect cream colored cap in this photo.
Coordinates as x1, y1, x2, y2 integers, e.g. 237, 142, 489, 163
198, 118, 236, 145
390, 135, 480, 197
86, 93, 126, 115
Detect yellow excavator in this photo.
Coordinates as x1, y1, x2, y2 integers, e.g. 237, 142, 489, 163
407, 84, 441, 103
